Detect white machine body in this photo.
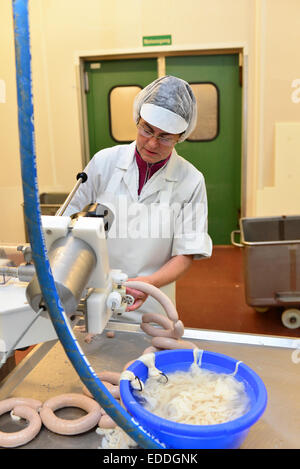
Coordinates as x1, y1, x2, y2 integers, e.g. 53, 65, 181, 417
0, 214, 130, 354
0, 279, 57, 353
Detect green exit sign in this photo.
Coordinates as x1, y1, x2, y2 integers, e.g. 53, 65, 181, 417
143, 35, 172, 47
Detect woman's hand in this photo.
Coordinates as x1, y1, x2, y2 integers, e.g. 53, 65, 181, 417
125, 276, 151, 311
125, 256, 193, 312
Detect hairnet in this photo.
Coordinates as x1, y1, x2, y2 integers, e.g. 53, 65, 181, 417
133, 76, 197, 142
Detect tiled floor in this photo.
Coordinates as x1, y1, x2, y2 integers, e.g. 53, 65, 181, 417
176, 245, 300, 338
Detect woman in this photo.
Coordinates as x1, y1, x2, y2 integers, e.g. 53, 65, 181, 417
64, 76, 212, 321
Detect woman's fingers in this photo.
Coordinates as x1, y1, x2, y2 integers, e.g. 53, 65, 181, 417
125, 287, 148, 311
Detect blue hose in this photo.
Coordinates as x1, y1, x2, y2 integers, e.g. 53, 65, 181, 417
12, 0, 164, 449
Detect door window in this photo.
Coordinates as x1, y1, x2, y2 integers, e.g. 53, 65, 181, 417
109, 86, 142, 142
188, 83, 219, 141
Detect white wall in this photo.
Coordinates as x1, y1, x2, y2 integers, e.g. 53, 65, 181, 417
0, 0, 299, 243
0, 0, 24, 243
255, 0, 300, 215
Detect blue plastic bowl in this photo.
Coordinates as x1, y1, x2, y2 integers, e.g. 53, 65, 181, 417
119, 349, 267, 449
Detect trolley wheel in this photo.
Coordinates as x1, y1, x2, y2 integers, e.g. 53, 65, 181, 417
254, 307, 269, 313
281, 309, 300, 329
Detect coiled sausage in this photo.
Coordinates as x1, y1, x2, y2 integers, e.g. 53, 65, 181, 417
0, 398, 42, 448
151, 336, 197, 350
40, 393, 101, 435
98, 413, 117, 429
82, 371, 121, 398
83, 381, 120, 400
125, 281, 178, 322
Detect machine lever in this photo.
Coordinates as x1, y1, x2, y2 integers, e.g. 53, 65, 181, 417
55, 172, 88, 216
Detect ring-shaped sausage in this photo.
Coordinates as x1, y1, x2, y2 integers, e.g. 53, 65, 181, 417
172, 320, 185, 339
96, 371, 121, 386
141, 313, 174, 338
125, 281, 178, 322
0, 397, 42, 412
83, 380, 120, 400
142, 346, 161, 355
98, 413, 117, 429
0, 399, 42, 448
151, 336, 198, 350
82, 371, 121, 399
40, 393, 101, 435
141, 313, 185, 339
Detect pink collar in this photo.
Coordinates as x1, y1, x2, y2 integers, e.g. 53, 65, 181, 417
135, 148, 171, 195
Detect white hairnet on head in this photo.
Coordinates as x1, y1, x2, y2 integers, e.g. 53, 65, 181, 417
133, 76, 197, 142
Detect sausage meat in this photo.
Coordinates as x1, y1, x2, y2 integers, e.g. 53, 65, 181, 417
0, 398, 42, 448
98, 413, 117, 429
125, 281, 178, 322
141, 313, 185, 340
83, 380, 120, 400
82, 371, 121, 398
151, 336, 197, 350
40, 393, 102, 435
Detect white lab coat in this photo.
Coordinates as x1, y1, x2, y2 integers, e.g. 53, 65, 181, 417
65, 141, 212, 322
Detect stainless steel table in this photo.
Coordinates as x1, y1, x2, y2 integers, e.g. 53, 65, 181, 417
0, 322, 299, 449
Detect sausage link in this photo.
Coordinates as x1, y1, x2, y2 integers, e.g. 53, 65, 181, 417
0, 397, 42, 413
151, 336, 198, 350
101, 381, 120, 399
172, 320, 185, 339
83, 379, 120, 400
125, 281, 178, 322
82, 386, 92, 398
82, 370, 121, 398
142, 346, 161, 354
140, 313, 175, 338
0, 403, 41, 448
40, 393, 101, 435
98, 414, 117, 429
142, 313, 174, 329
141, 317, 185, 340
99, 398, 121, 417
97, 371, 121, 385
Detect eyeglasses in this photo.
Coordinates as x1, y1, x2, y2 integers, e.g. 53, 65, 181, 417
137, 124, 178, 146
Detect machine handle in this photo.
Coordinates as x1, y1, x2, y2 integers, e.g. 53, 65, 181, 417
55, 172, 88, 216
231, 230, 244, 248
275, 292, 300, 304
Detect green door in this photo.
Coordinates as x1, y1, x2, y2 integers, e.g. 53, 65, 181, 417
85, 58, 157, 156
166, 55, 242, 245
84, 54, 242, 244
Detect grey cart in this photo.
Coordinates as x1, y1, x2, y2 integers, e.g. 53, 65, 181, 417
231, 215, 300, 329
